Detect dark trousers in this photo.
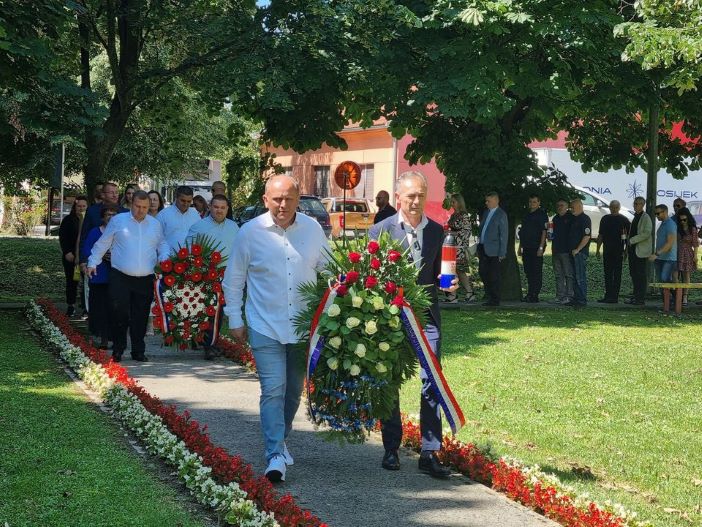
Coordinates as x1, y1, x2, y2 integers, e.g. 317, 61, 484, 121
88, 283, 111, 341
522, 247, 543, 299
109, 269, 153, 357
382, 323, 442, 452
477, 244, 501, 303
628, 248, 648, 303
62, 258, 78, 305
603, 250, 624, 301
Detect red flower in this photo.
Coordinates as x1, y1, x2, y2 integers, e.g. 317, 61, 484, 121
206, 270, 218, 281
177, 247, 189, 260
191, 244, 202, 256
151, 305, 161, 315
345, 270, 360, 284
218, 295, 225, 305
164, 275, 176, 287
193, 256, 204, 267
370, 258, 381, 270
163, 302, 174, 313
153, 317, 163, 329
364, 276, 378, 289
199, 321, 210, 331
384, 281, 397, 294
192, 272, 202, 282
367, 240, 380, 254
164, 335, 174, 345
206, 305, 216, 317
348, 252, 361, 263
174, 263, 187, 274
391, 294, 405, 306
212, 283, 222, 293
168, 321, 177, 330
211, 251, 222, 264
160, 260, 173, 273
179, 343, 188, 350
336, 284, 348, 296
388, 250, 401, 263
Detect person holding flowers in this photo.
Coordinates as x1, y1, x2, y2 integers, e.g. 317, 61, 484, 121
223, 175, 329, 483
369, 171, 459, 478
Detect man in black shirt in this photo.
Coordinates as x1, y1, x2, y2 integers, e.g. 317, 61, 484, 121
551, 199, 575, 304
374, 190, 397, 224
518, 195, 548, 302
566, 198, 591, 307
595, 200, 631, 303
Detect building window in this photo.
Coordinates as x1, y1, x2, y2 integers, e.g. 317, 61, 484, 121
356, 164, 375, 199
314, 165, 330, 197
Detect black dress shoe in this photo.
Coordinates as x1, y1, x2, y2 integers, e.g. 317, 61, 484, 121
382, 450, 400, 471
131, 354, 149, 362
418, 451, 451, 478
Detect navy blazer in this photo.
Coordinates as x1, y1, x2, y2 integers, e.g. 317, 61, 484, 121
368, 213, 443, 329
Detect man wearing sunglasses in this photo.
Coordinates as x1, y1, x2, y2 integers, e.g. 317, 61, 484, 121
649, 205, 678, 286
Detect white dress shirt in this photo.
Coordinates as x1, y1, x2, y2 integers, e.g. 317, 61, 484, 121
186, 215, 240, 262
397, 211, 428, 269
87, 213, 170, 277
156, 204, 201, 253
223, 211, 330, 344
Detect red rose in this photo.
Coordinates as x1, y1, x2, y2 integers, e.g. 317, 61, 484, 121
388, 250, 401, 263
179, 343, 188, 350
211, 251, 222, 264
336, 284, 348, 296
199, 321, 210, 331
348, 252, 362, 263
367, 241, 380, 254
364, 276, 378, 289
163, 302, 174, 313
174, 263, 187, 274
164, 275, 176, 287
169, 321, 177, 330
384, 281, 397, 294
207, 270, 218, 281
206, 305, 217, 317
177, 247, 189, 259
193, 256, 204, 267
151, 305, 161, 315
345, 270, 360, 284
212, 282, 222, 293
391, 294, 405, 307
191, 244, 203, 256
153, 318, 163, 329
160, 260, 173, 273
192, 272, 202, 283
164, 335, 174, 345
370, 258, 381, 270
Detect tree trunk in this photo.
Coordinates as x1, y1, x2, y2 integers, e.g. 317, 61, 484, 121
500, 216, 522, 300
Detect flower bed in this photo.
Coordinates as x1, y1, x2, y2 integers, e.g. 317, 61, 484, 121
28, 299, 325, 527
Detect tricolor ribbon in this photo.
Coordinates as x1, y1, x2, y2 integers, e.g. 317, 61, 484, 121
306, 284, 340, 409
209, 291, 223, 346
153, 275, 170, 333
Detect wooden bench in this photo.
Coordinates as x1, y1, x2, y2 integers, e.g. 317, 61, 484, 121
649, 282, 702, 314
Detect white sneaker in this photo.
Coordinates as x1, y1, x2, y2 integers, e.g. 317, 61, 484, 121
283, 442, 294, 465
265, 454, 286, 482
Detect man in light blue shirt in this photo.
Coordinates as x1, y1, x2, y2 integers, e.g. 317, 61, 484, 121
187, 194, 239, 359
157, 185, 201, 253
649, 204, 678, 283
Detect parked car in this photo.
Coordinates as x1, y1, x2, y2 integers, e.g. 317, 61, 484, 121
232, 195, 332, 237
686, 201, 702, 228
321, 198, 375, 239
573, 185, 634, 238
49, 197, 74, 225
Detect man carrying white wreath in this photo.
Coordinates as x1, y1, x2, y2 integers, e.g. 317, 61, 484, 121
369, 170, 459, 479
222, 175, 330, 483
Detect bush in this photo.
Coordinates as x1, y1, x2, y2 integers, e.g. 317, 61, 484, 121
1, 194, 46, 235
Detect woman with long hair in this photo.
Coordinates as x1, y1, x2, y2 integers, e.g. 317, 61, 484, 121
446, 192, 477, 303
120, 183, 139, 208
193, 194, 209, 218
58, 195, 89, 316
148, 190, 165, 216
676, 207, 698, 306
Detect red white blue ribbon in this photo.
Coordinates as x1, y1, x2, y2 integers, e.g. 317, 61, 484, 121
307, 284, 339, 385
153, 276, 170, 333
209, 292, 223, 346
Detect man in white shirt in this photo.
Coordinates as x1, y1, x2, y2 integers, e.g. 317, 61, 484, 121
87, 191, 169, 363
223, 175, 329, 483
187, 194, 239, 359
157, 185, 201, 253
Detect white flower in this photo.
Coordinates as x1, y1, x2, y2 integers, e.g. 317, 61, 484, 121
327, 303, 341, 317
327, 357, 339, 370
371, 296, 384, 311
376, 362, 388, 373
354, 343, 366, 358
329, 336, 342, 349
345, 316, 361, 329
351, 296, 363, 308
389, 304, 400, 315
379, 342, 390, 352
350, 364, 361, 376
364, 320, 378, 335
389, 316, 401, 329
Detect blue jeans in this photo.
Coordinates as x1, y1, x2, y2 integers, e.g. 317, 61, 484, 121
248, 328, 305, 462
572, 252, 588, 305
655, 259, 677, 283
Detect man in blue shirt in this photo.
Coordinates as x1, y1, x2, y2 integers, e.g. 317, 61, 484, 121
565, 198, 591, 307
649, 204, 678, 283
518, 194, 548, 303
157, 185, 201, 253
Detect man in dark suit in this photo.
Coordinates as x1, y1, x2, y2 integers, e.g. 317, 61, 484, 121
373, 190, 397, 224
369, 171, 458, 479
478, 191, 508, 306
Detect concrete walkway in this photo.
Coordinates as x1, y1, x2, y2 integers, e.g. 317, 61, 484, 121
118, 335, 557, 527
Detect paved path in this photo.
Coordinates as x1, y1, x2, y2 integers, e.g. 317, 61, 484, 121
118, 335, 557, 527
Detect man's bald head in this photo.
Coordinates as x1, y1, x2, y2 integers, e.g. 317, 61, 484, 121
609, 200, 621, 214
263, 175, 301, 228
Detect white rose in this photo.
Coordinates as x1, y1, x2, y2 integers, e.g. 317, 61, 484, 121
329, 336, 342, 349
354, 343, 366, 358
327, 303, 341, 317
371, 296, 384, 311
346, 317, 361, 329
379, 342, 390, 352
389, 304, 400, 315
351, 296, 363, 308
350, 364, 361, 376
388, 316, 400, 329
364, 320, 378, 335
376, 362, 388, 373
327, 357, 339, 370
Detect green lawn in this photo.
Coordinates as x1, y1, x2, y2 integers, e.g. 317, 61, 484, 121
0, 311, 211, 527
0, 236, 64, 302
401, 308, 702, 527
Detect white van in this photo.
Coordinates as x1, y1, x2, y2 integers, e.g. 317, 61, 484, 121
572, 185, 634, 238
